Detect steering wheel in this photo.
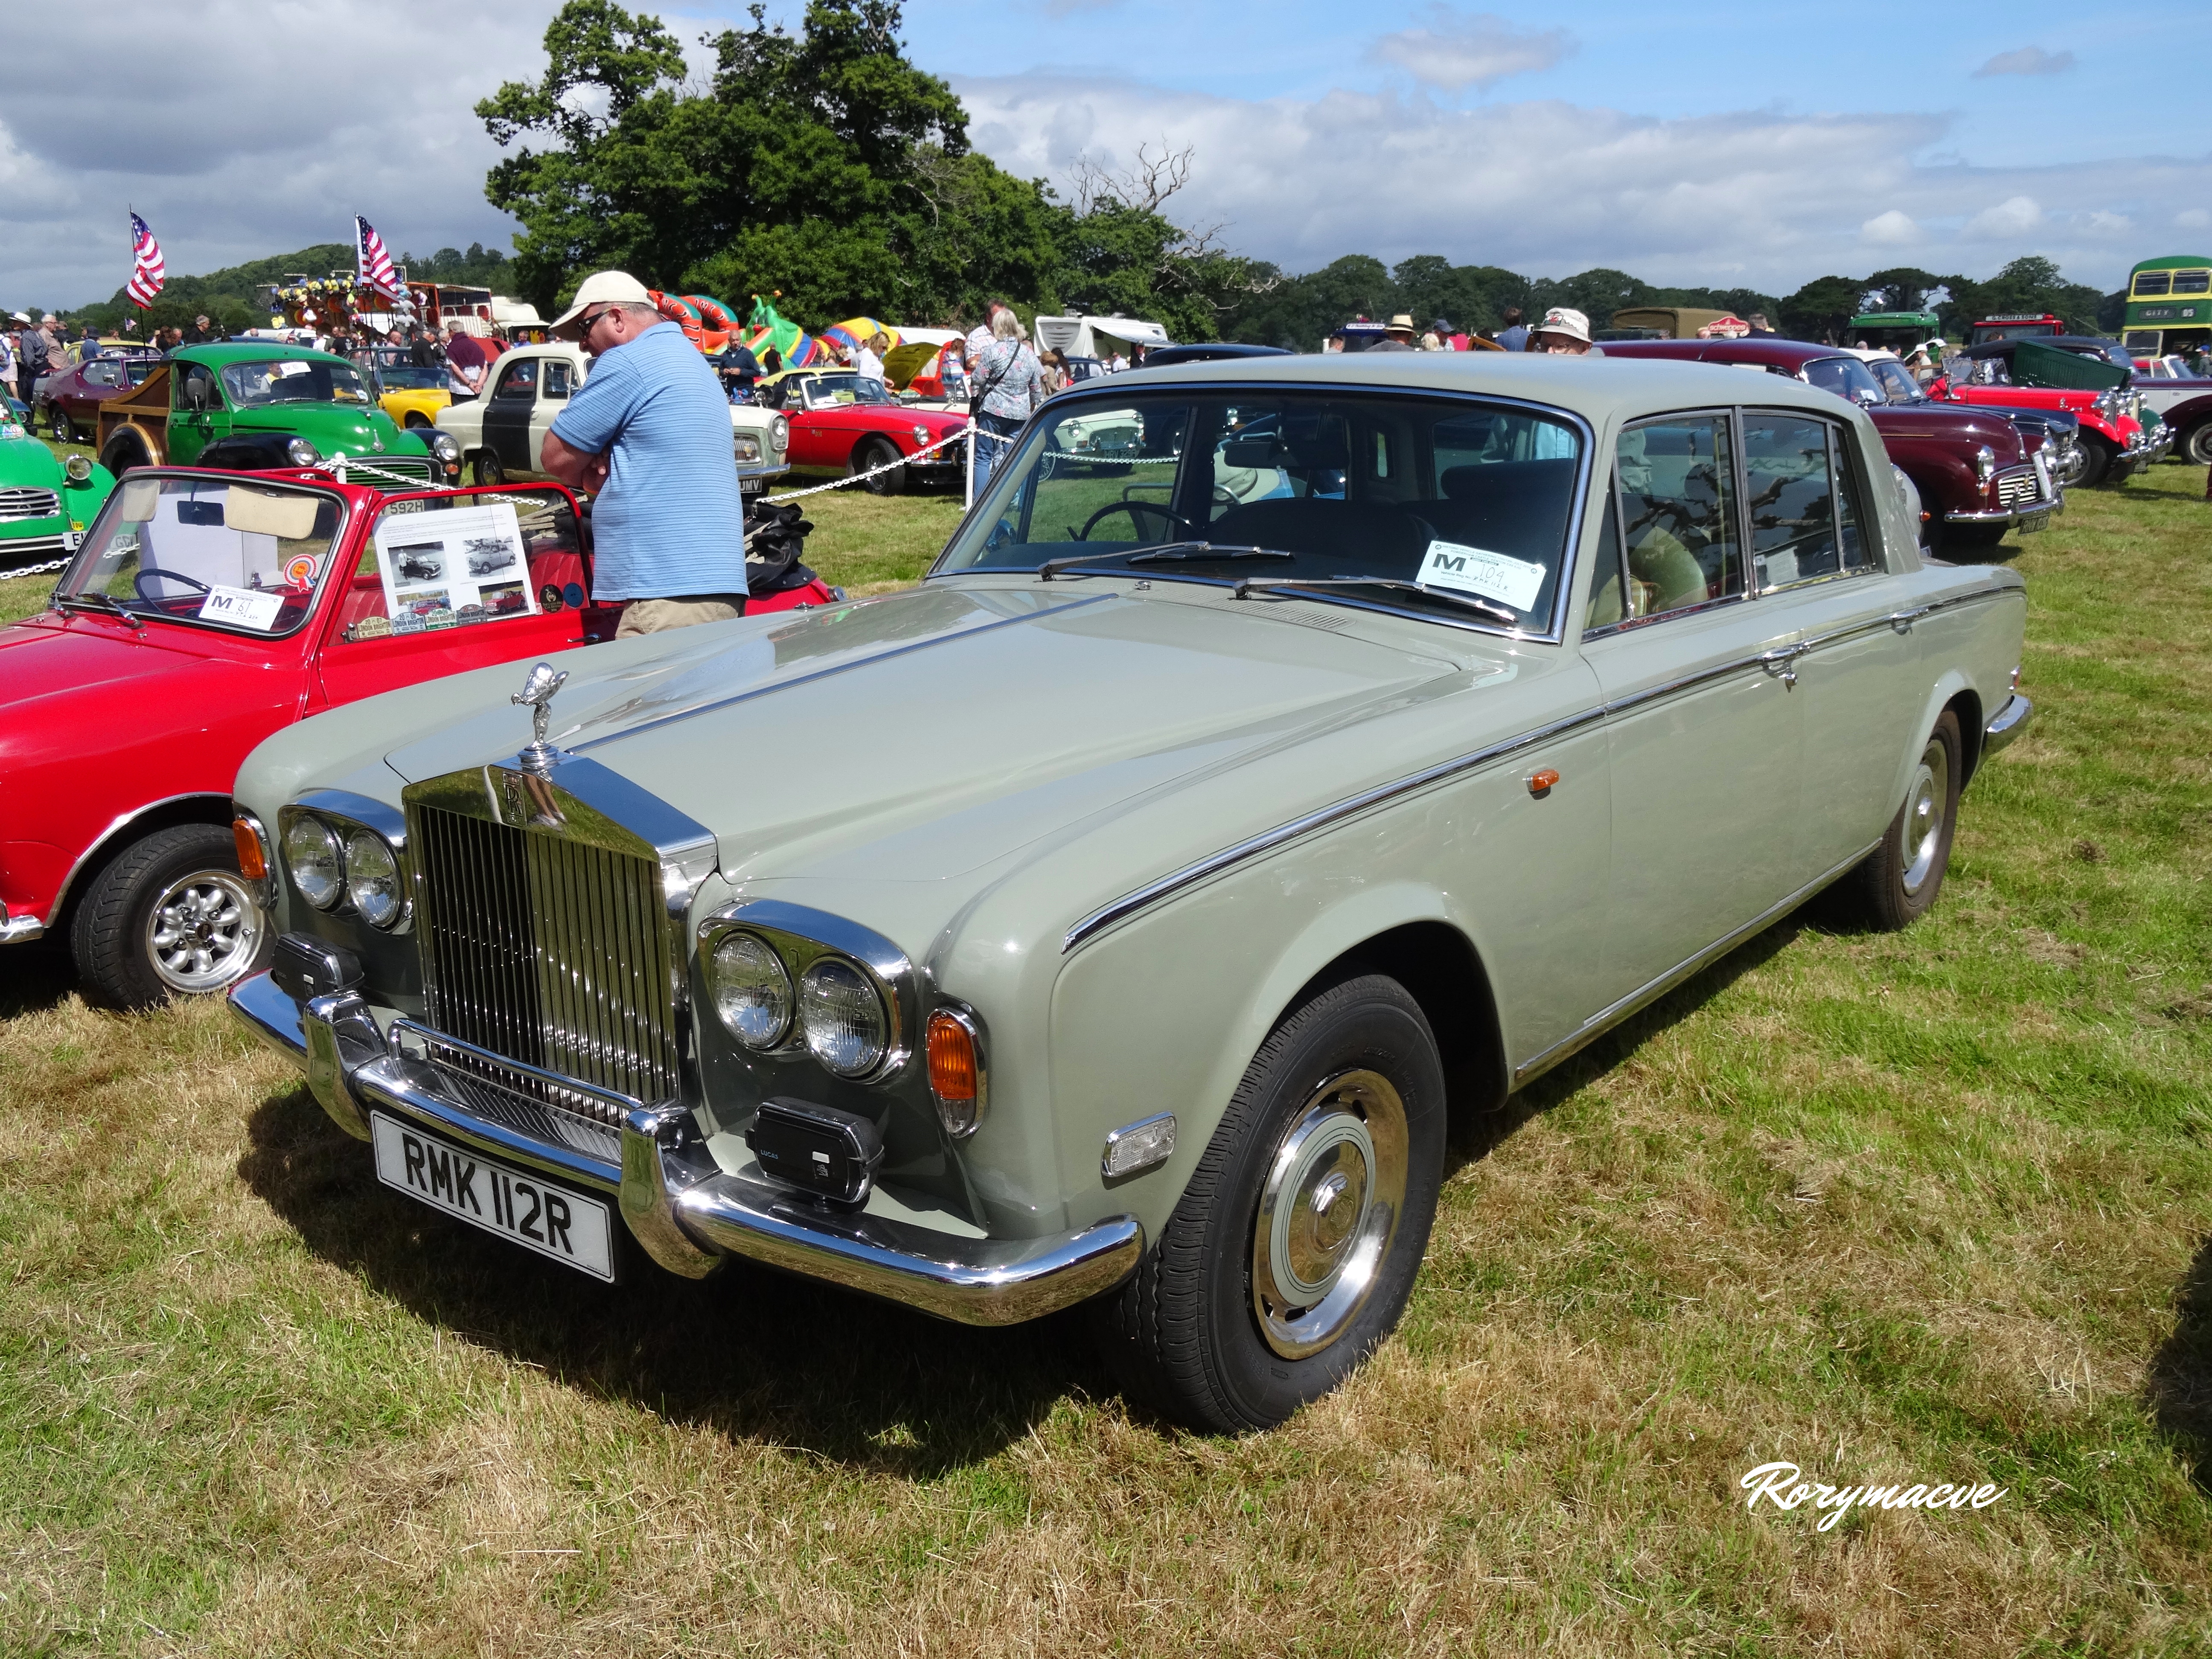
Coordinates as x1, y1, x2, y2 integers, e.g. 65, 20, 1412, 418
1075, 500, 1178, 542
133, 567, 210, 601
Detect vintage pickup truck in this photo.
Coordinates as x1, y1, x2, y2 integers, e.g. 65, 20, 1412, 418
435, 343, 790, 495
230, 352, 2029, 1430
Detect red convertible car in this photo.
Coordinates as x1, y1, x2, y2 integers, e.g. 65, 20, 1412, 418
1, 467, 834, 1007
756, 368, 969, 494
1606, 338, 2061, 550
36, 349, 163, 443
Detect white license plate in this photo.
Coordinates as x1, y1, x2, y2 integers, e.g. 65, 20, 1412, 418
370, 1111, 615, 1281
62, 530, 82, 551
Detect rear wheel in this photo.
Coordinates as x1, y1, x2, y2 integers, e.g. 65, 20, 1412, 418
1832, 710, 1962, 932
47, 404, 73, 442
2182, 422, 2212, 467
99, 428, 152, 475
70, 824, 272, 1009
472, 450, 505, 486
856, 437, 906, 496
1092, 972, 1446, 1432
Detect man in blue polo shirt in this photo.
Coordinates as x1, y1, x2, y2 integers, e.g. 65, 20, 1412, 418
541, 271, 750, 637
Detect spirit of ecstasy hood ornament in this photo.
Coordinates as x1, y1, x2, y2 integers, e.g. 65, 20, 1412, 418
512, 661, 569, 771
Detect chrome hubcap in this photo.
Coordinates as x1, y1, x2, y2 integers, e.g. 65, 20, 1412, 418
146, 868, 263, 994
1899, 736, 1949, 896
1252, 1069, 1409, 1360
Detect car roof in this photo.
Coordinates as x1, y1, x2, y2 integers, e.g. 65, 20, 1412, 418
1103, 349, 1859, 424
175, 342, 352, 366
1603, 338, 1847, 370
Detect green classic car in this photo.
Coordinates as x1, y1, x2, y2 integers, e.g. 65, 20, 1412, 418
0, 406, 114, 573
96, 343, 459, 487
228, 354, 2029, 1430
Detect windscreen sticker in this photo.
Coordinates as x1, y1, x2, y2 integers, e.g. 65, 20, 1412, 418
1417, 540, 1546, 612
284, 553, 320, 585
199, 585, 285, 632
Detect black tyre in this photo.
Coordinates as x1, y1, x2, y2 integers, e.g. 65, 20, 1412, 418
47, 404, 72, 442
405, 413, 431, 429
1832, 710, 1962, 932
2183, 422, 2212, 468
69, 824, 272, 1010
99, 428, 151, 475
1094, 973, 1447, 1432
472, 450, 505, 486
2075, 435, 2114, 488
856, 438, 906, 496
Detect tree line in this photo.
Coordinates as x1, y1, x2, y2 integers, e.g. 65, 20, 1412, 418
45, 0, 2125, 346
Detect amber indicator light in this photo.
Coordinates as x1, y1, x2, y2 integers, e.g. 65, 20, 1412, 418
232, 819, 267, 879
1527, 768, 1561, 797
926, 1011, 978, 1102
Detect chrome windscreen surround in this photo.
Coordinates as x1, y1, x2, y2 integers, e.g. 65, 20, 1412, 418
401, 751, 720, 1108
696, 899, 917, 1084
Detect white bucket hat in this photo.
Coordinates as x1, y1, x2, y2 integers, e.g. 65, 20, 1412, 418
1535, 307, 1592, 345
548, 271, 656, 339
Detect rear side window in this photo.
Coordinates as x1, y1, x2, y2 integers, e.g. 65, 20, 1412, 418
1743, 412, 1872, 589
337, 487, 588, 642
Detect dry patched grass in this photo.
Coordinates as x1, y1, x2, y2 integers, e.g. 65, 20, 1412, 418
3, 471, 2211, 1655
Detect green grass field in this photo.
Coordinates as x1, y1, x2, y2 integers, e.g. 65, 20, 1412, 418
1, 462, 2209, 1654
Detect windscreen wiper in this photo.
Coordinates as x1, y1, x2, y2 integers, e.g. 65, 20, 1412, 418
55, 589, 145, 630
1231, 575, 1521, 627
1036, 542, 1293, 581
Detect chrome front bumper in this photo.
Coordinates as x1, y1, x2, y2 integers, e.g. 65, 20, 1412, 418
1983, 693, 2033, 757
228, 972, 1142, 1324
1944, 500, 2058, 530
0, 909, 44, 945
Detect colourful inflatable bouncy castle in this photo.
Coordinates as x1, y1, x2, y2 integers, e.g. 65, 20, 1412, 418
821, 317, 898, 358
649, 291, 704, 349
688, 297, 738, 354
742, 294, 818, 369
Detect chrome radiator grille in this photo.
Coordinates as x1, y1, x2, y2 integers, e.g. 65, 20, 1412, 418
1994, 465, 2042, 508
410, 803, 680, 1112
0, 487, 60, 523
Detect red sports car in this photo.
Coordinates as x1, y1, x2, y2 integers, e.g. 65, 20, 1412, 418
757, 368, 969, 494
0, 468, 835, 1008
36, 350, 163, 443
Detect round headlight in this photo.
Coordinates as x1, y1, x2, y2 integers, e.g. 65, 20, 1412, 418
771, 414, 790, 452
286, 436, 322, 466
283, 816, 343, 910
64, 454, 92, 483
344, 831, 404, 930
427, 431, 459, 461
798, 955, 889, 1077
710, 931, 793, 1050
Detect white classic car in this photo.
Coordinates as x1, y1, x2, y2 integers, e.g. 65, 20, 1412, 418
435, 343, 790, 494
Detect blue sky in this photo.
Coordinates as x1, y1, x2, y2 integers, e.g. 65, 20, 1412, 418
2, 0, 2204, 309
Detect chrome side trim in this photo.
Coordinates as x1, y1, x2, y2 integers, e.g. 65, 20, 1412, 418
1510, 839, 1880, 1090
1982, 693, 2032, 755
1062, 704, 1608, 953
570, 595, 1114, 755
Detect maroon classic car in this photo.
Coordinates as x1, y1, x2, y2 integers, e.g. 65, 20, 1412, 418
36, 350, 163, 443
756, 368, 969, 495
1605, 338, 2059, 551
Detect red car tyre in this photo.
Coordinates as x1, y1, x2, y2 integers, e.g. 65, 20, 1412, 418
69, 823, 272, 1008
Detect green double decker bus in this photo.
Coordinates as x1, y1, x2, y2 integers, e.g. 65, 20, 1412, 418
2120, 254, 2211, 358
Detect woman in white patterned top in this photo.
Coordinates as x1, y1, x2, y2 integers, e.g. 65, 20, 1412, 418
972, 310, 1044, 489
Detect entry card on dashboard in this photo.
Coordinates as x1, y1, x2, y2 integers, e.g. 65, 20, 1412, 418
198, 584, 284, 631
1417, 540, 1545, 612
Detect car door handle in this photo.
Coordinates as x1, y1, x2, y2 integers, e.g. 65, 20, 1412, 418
1888, 606, 1932, 634
1758, 647, 1803, 689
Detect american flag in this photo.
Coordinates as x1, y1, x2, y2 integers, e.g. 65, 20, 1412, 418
355, 215, 403, 300
126, 212, 165, 307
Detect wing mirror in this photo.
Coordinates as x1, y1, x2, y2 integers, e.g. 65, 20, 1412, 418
181, 375, 211, 410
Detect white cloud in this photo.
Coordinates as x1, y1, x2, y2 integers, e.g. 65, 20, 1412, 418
1965, 195, 2043, 238
1973, 46, 2076, 77
960, 75, 2181, 291
2085, 210, 2131, 236
1370, 8, 1574, 93
1861, 210, 1918, 246
2177, 208, 2212, 230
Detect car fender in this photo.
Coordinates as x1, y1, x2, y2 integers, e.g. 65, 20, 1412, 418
41, 790, 236, 927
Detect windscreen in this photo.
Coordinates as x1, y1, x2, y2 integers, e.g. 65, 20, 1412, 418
936, 389, 1586, 632
57, 475, 342, 636
221, 358, 372, 408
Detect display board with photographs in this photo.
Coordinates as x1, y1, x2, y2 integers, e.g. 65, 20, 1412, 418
369, 501, 538, 630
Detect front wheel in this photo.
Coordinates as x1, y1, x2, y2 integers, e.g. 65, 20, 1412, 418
1831, 710, 1962, 932
856, 437, 906, 496
1092, 973, 1446, 1432
2183, 422, 2212, 468
472, 450, 504, 486
47, 404, 73, 442
2075, 435, 2114, 489
70, 823, 272, 1008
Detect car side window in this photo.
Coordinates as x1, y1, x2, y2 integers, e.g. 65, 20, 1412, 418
1611, 415, 1742, 623
338, 488, 589, 642
494, 359, 538, 401
1744, 412, 1870, 589
542, 361, 572, 400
